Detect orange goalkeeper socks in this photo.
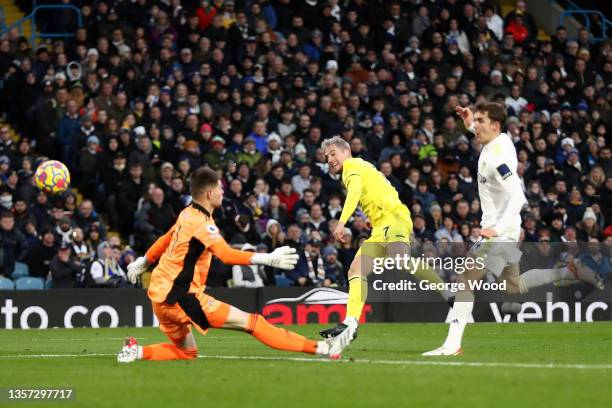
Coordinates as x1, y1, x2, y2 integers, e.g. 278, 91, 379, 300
141, 343, 198, 361
248, 314, 317, 354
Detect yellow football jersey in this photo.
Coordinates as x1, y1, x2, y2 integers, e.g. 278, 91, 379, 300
339, 158, 406, 227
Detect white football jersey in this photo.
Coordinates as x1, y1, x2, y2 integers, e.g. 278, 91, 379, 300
476, 132, 527, 240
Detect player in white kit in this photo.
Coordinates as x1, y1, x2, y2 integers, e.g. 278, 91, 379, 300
423, 102, 602, 356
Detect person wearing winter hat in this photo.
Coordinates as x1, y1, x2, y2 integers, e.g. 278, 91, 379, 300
89, 241, 128, 287
576, 207, 600, 241
267, 133, 283, 164
263, 219, 284, 250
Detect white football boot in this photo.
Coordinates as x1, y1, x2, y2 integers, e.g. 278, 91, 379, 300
117, 337, 140, 363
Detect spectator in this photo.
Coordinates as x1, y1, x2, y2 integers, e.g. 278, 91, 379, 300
27, 227, 57, 278
117, 162, 145, 237
262, 219, 284, 251
503, 1, 537, 44
70, 227, 93, 263
581, 236, 612, 278
56, 99, 80, 166
435, 216, 462, 243
74, 199, 106, 240
414, 180, 437, 214
12, 197, 36, 234
203, 136, 234, 170
232, 243, 266, 288
49, 243, 81, 289
294, 238, 324, 287
291, 163, 312, 197
263, 183, 287, 220
576, 207, 601, 241
75, 135, 102, 199
413, 214, 435, 243
0, 211, 28, 277
322, 245, 345, 287
226, 214, 261, 245
89, 242, 128, 288
134, 187, 176, 250
307, 203, 328, 236
276, 178, 300, 217
484, 5, 504, 41
236, 137, 262, 167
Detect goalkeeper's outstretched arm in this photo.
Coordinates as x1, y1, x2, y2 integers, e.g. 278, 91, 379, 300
144, 225, 176, 264
209, 240, 299, 270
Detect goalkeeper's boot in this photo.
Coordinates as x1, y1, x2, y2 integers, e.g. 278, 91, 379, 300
117, 337, 140, 363
320, 322, 359, 340
328, 322, 358, 359
421, 345, 463, 356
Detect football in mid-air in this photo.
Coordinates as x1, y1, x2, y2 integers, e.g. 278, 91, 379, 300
35, 160, 71, 194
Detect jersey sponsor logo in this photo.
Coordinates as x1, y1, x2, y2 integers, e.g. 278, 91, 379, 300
206, 225, 219, 234
478, 173, 487, 183
496, 163, 512, 180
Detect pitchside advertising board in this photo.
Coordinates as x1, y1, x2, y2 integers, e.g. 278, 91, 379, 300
0, 286, 610, 329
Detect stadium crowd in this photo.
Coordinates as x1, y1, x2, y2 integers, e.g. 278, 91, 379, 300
0, 0, 610, 289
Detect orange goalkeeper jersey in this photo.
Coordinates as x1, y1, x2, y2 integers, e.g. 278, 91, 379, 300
146, 202, 253, 304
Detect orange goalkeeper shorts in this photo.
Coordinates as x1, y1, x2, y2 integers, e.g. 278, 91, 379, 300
152, 292, 231, 341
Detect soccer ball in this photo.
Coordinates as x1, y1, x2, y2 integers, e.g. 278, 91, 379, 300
35, 160, 71, 194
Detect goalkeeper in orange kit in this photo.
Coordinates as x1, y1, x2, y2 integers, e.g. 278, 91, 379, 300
117, 167, 332, 362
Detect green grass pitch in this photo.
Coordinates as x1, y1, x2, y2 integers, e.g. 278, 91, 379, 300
1, 323, 611, 407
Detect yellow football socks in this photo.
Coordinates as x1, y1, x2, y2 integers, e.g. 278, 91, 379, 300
346, 276, 368, 319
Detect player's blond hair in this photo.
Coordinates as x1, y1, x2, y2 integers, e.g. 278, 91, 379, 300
321, 136, 350, 152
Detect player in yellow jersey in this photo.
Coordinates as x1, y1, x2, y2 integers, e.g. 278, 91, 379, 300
321, 136, 450, 358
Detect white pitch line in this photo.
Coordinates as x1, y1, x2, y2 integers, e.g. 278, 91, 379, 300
0, 336, 242, 342
0, 353, 115, 358
20, 338, 138, 342
0, 352, 610, 370
202, 355, 612, 370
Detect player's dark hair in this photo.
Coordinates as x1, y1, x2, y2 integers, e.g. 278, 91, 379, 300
474, 101, 507, 127
190, 167, 220, 198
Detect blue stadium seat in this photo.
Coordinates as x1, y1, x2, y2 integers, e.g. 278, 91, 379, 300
11, 262, 30, 280
14, 277, 45, 290
0, 276, 14, 290
275, 274, 292, 287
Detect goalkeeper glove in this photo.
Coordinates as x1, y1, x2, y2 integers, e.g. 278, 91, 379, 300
127, 256, 149, 285
251, 246, 299, 270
